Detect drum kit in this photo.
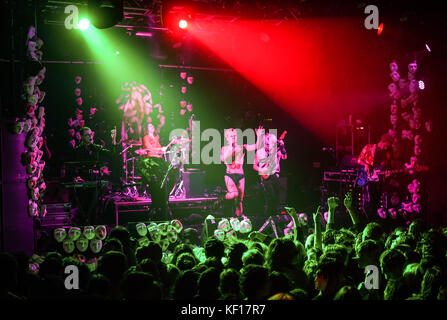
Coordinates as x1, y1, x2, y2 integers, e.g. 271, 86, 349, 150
121, 136, 190, 199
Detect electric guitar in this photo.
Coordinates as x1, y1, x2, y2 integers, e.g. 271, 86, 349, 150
259, 130, 287, 180
356, 164, 429, 186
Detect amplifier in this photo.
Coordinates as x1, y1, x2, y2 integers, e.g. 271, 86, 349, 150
183, 170, 205, 198
35, 203, 72, 227
323, 170, 357, 183
62, 180, 109, 189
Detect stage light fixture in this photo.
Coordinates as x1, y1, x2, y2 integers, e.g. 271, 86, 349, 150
418, 80, 425, 90
425, 44, 431, 52
78, 18, 90, 31
179, 19, 188, 29
377, 23, 384, 35
115, 50, 120, 55
88, 0, 123, 29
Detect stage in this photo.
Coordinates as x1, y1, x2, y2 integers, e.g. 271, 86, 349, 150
112, 195, 218, 225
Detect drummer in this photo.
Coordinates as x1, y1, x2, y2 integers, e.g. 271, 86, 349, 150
137, 122, 171, 220
142, 123, 167, 158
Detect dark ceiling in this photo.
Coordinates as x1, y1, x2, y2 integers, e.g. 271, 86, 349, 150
13, 0, 447, 35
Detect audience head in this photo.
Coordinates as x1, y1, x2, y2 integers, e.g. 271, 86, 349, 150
219, 268, 241, 299
322, 244, 349, 267
420, 229, 447, 264
103, 238, 124, 253
171, 243, 194, 265
289, 288, 308, 300
266, 238, 299, 270
242, 249, 265, 267
204, 256, 224, 270
138, 258, 160, 279
380, 249, 406, 280
39, 255, 63, 279
362, 222, 385, 244
240, 264, 271, 300
109, 226, 131, 249
335, 229, 357, 253
97, 251, 128, 285
172, 270, 199, 300
419, 266, 444, 300
226, 242, 248, 270
333, 285, 362, 300
182, 228, 201, 246
408, 219, 425, 239
403, 263, 424, 295
322, 229, 337, 248
269, 271, 291, 296
355, 239, 382, 269
121, 271, 162, 300
197, 267, 221, 300
176, 252, 197, 271
314, 256, 344, 296
135, 241, 162, 264
87, 274, 111, 298
62, 257, 91, 291
204, 237, 225, 260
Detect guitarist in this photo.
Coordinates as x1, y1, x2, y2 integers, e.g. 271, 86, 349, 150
253, 131, 287, 216
357, 133, 394, 219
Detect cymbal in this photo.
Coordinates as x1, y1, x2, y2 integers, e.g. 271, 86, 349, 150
64, 161, 99, 165
135, 149, 147, 155
124, 140, 142, 146
173, 138, 191, 143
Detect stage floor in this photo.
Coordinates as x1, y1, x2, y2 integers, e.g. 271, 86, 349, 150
113, 196, 218, 225
116, 196, 218, 206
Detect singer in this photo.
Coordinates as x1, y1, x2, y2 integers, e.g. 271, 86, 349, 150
221, 127, 263, 217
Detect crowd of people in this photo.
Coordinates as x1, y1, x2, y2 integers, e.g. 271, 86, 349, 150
1, 191, 446, 301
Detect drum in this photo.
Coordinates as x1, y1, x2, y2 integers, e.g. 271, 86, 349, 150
136, 156, 169, 184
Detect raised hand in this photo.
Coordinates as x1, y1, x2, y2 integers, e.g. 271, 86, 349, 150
344, 192, 353, 210
313, 205, 322, 225
327, 196, 340, 211
344, 192, 360, 225
285, 206, 299, 243
313, 205, 322, 250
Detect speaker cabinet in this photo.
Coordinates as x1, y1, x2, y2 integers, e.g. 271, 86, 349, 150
183, 170, 205, 198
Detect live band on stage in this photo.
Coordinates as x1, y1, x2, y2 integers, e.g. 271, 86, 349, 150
64, 116, 427, 227
64, 112, 291, 227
